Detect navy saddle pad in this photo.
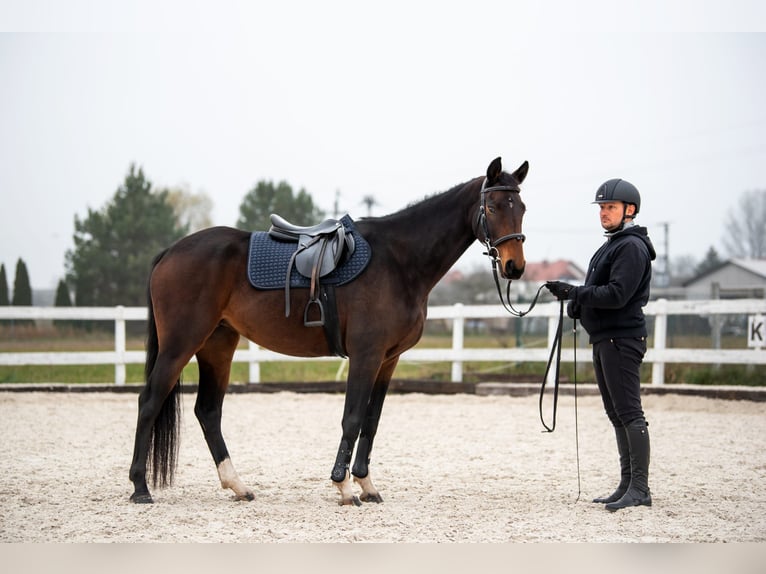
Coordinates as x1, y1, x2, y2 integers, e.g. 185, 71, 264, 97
247, 214, 371, 290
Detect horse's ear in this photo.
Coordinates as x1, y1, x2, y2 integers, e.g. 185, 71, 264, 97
511, 160, 529, 185
486, 157, 503, 183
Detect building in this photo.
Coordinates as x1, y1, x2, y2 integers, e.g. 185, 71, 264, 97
682, 259, 766, 299
514, 259, 586, 300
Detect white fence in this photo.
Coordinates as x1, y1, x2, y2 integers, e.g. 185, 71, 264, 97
0, 299, 764, 386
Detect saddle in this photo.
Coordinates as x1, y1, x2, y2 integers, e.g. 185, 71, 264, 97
268, 214, 356, 327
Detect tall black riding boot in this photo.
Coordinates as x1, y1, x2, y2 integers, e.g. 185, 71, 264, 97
592, 425, 631, 503
605, 418, 652, 511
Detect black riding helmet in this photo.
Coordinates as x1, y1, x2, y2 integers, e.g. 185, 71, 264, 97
593, 178, 641, 215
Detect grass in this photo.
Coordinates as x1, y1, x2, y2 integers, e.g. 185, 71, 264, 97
0, 325, 763, 386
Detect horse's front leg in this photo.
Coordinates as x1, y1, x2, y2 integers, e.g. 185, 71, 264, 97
351, 362, 396, 503
331, 358, 384, 506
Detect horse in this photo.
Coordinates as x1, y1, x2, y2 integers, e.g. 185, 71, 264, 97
129, 156, 529, 506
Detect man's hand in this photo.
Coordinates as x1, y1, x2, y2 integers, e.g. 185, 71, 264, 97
545, 280, 576, 301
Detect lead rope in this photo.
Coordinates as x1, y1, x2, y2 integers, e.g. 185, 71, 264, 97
485, 247, 582, 501
487, 251, 546, 317
539, 300, 564, 431
573, 318, 581, 503
538, 301, 582, 503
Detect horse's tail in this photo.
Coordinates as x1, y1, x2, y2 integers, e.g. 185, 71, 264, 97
144, 248, 182, 489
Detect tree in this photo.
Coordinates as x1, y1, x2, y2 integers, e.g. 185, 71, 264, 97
12, 258, 32, 306
11, 258, 33, 327
0, 263, 8, 306
235, 180, 324, 231
722, 189, 766, 258
53, 278, 74, 330
165, 186, 214, 233
65, 164, 187, 307
695, 246, 723, 276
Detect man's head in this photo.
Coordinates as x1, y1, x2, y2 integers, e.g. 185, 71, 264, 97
593, 178, 641, 232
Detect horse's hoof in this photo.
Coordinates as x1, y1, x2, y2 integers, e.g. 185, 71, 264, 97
233, 491, 255, 502
339, 496, 362, 507
360, 492, 383, 504
130, 492, 154, 504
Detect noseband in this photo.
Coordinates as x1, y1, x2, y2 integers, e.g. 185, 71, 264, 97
477, 178, 526, 258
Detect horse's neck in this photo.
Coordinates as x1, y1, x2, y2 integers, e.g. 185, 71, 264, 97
367, 183, 479, 293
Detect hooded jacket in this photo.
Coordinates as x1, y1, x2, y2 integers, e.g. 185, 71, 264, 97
568, 225, 657, 343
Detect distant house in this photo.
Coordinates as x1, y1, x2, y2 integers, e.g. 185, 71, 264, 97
522, 259, 586, 282
514, 259, 586, 300
682, 259, 766, 299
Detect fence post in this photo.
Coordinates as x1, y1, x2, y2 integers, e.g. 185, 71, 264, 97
249, 339, 260, 383
651, 298, 667, 385
114, 305, 126, 386
451, 303, 464, 383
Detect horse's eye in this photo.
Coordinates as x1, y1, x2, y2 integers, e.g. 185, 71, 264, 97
487, 206, 496, 214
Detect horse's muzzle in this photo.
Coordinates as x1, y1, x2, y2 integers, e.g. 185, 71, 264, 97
503, 260, 525, 280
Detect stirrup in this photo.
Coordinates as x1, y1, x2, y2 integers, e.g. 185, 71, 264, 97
304, 298, 325, 327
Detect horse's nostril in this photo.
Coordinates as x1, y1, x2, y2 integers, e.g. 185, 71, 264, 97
504, 260, 524, 279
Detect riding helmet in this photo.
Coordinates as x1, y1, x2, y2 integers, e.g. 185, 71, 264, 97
592, 178, 641, 214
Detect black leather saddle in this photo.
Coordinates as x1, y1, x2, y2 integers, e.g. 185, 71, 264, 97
268, 214, 356, 282
268, 214, 357, 326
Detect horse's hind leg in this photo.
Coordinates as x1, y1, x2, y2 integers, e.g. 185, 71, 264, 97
129, 353, 187, 503
194, 324, 254, 501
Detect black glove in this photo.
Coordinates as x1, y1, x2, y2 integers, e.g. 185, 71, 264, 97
545, 280, 576, 301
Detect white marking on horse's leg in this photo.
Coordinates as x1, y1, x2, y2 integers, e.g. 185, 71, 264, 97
334, 470, 361, 506
217, 458, 254, 501
354, 473, 383, 503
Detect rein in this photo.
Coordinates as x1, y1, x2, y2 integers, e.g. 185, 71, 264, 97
538, 301, 582, 502
476, 175, 580, 498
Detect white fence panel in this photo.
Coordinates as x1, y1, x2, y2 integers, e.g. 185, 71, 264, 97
1, 299, 764, 385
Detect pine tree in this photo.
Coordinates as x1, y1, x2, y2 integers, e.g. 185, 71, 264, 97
54, 279, 74, 331
0, 263, 8, 327
65, 164, 187, 307
12, 259, 33, 306
0, 263, 8, 306
11, 258, 33, 328
236, 180, 325, 231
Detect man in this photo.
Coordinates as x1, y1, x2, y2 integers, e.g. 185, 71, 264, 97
545, 178, 656, 512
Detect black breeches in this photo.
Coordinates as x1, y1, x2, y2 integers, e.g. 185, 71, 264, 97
592, 337, 647, 427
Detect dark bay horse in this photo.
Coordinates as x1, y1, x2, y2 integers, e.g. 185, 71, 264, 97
129, 157, 529, 506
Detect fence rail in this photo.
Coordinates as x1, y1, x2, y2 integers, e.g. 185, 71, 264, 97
1, 299, 764, 385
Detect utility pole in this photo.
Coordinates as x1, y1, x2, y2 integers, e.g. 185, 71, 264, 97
655, 221, 671, 287
333, 189, 340, 219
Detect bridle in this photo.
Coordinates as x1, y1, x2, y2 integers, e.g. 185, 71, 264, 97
476, 178, 540, 317
476, 178, 526, 253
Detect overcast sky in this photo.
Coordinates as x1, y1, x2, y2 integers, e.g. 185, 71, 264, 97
1, 2, 765, 290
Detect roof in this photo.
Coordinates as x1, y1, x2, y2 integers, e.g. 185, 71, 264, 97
682, 258, 766, 286
522, 259, 586, 282
732, 258, 766, 278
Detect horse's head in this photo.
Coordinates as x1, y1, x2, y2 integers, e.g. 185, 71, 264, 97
475, 157, 528, 280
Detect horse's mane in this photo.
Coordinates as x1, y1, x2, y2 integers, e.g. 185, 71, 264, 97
364, 178, 478, 226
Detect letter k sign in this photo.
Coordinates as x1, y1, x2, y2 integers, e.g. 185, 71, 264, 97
748, 315, 765, 348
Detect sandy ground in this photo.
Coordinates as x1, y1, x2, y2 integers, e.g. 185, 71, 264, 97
1, 389, 765, 543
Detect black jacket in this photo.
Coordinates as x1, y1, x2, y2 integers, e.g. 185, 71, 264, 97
568, 225, 656, 343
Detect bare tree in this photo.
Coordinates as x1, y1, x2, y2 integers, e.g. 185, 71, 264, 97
165, 186, 215, 233
722, 189, 766, 259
